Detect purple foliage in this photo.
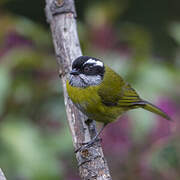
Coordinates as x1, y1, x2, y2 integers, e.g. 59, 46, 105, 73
102, 115, 132, 154
150, 97, 177, 141
158, 97, 177, 117
90, 24, 116, 50
0, 31, 33, 57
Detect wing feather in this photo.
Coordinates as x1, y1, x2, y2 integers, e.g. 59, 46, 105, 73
97, 66, 171, 120
98, 66, 141, 108
118, 83, 141, 107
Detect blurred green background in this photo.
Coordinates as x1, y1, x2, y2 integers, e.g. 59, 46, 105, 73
0, 0, 180, 179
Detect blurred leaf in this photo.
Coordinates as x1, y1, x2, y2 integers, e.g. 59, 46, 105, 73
146, 140, 180, 179
0, 65, 11, 116
133, 61, 174, 98
169, 22, 180, 45
16, 17, 52, 48
0, 116, 62, 180
129, 109, 156, 141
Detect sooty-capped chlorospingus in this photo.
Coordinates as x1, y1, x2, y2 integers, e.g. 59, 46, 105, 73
66, 56, 171, 149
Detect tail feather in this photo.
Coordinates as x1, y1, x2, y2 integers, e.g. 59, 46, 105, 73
141, 100, 171, 121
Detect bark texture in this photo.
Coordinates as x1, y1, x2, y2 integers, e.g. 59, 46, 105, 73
45, 0, 112, 179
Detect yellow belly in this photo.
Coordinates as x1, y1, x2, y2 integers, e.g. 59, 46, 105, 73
66, 81, 124, 123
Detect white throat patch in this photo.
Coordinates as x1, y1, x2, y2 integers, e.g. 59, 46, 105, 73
84, 58, 103, 67
69, 74, 102, 88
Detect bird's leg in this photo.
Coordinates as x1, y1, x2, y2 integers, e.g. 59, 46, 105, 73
85, 119, 98, 138
85, 118, 93, 124
82, 123, 106, 146
75, 122, 107, 153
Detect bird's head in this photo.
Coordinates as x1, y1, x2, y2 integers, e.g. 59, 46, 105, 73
69, 56, 105, 88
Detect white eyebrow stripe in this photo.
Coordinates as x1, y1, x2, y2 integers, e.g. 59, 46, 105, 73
85, 58, 103, 67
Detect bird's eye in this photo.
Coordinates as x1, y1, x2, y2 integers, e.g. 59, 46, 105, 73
84, 66, 90, 72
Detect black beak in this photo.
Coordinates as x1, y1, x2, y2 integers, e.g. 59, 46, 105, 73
70, 69, 80, 75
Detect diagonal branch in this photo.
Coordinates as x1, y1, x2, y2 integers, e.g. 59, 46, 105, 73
45, 0, 112, 179
0, 168, 6, 180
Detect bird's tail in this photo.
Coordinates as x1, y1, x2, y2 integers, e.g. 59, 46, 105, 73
141, 100, 171, 121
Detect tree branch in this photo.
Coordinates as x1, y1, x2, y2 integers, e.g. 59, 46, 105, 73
0, 168, 6, 180
45, 0, 112, 179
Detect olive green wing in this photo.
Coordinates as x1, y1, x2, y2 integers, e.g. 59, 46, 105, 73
98, 66, 171, 120
98, 82, 142, 108
120, 83, 171, 120
117, 83, 142, 107
98, 66, 142, 108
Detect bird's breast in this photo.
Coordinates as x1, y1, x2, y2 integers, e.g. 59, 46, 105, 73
66, 80, 124, 123
66, 80, 100, 109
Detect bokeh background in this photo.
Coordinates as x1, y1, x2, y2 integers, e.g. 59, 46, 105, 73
0, 0, 180, 179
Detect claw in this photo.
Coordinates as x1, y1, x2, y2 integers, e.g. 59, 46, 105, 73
75, 137, 102, 153
75, 123, 107, 153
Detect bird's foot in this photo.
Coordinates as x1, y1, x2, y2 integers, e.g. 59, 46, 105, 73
75, 120, 106, 153
75, 137, 102, 153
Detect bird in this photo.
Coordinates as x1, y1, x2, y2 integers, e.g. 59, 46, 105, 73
66, 56, 171, 149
